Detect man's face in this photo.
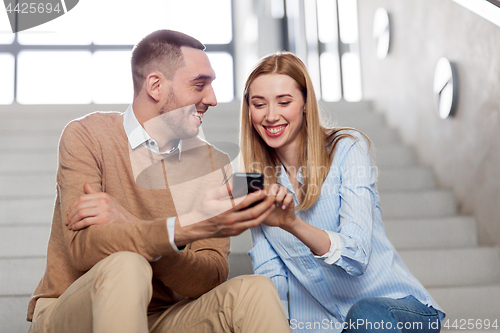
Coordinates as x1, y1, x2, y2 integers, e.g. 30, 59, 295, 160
159, 47, 217, 140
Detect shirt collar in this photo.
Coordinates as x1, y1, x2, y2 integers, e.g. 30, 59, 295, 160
279, 164, 303, 207
279, 164, 304, 185
123, 104, 182, 159
123, 104, 150, 150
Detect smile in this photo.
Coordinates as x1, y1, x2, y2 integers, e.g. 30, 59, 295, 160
263, 124, 287, 137
192, 111, 205, 124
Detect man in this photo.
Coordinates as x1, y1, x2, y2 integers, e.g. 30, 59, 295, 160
27, 30, 291, 333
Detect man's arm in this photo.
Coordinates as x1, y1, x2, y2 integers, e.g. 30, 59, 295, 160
61, 119, 276, 273
149, 235, 230, 299
149, 191, 275, 298
58, 120, 177, 271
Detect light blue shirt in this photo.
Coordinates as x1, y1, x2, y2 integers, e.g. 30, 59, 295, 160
249, 132, 444, 332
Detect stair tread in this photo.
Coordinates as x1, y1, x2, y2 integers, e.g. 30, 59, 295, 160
377, 166, 436, 190
381, 190, 456, 218
0, 257, 46, 295
400, 247, 500, 288
384, 216, 477, 249
1, 101, 491, 331
0, 296, 32, 333
0, 226, 50, 257
429, 284, 500, 322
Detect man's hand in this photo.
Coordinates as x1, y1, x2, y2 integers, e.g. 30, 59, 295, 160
174, 184, 276, 247
65, 183, 140, 231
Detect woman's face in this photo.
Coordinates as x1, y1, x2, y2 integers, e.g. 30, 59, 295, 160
248, 74, 305, 153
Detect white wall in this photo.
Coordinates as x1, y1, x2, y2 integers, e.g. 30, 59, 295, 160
357, 0, 500, 245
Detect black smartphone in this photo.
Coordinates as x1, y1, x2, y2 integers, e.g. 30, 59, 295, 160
231, 173, 264, 200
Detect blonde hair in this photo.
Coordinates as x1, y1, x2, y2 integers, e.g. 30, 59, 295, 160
240, 52, 369, 211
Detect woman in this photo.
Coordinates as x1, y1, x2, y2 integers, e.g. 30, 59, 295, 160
240, 53, 444, 333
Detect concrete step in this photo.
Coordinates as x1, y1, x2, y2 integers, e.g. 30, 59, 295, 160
331, 112, 386, 132
0, 258, 45, 295
0, 198, 54, 225
400, 247, 500, 288
377, 166, 436, 191
320, 100, 374, 114
230, 229, 252, 254
0, 134, 60, 152
0, 226, 50, 257
384, 216, 478, 250
429, 285, 500, 324
228, 252, 253, 279
363, 127, 401, 146
380, 190, 456, 219
374, 145, 418, 167
0, 296, 31, 333
0, 153, 57, 172
0, 174, 56, 197
0, 118, 70, 132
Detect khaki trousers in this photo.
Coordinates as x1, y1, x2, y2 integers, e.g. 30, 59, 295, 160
29, 251, 290, 333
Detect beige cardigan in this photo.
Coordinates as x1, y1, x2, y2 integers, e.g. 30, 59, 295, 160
28, 111, 230, 321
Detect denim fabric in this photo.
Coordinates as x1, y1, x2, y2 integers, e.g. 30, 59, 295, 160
249, 133, 444, 332
344, 296, 441, 333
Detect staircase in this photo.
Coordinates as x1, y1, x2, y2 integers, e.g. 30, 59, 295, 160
221, 101, 500, 332
0, 101, 499, 332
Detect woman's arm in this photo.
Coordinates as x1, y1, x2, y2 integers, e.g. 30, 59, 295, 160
267, 136, 377, 275
327, 137, 377, 275
264, 185, 332, 256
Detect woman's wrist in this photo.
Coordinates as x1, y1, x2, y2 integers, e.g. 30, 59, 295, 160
282, 216, 331, 256
281, 215, 302, 234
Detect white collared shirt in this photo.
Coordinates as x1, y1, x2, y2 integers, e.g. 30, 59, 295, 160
123, 105, 182, 252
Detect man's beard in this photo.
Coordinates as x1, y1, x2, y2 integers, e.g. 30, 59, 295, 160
158, 87, 199, 140
159, 86, 181, 115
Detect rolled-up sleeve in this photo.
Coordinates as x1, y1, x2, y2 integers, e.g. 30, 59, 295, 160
334, 137, 377, 276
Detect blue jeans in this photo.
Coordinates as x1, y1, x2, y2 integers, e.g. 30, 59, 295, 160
344, 296, 441, 332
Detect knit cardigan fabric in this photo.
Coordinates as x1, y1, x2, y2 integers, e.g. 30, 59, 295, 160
27, 111, 230, 321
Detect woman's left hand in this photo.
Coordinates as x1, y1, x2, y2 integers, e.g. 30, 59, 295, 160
263, 184, 298, 230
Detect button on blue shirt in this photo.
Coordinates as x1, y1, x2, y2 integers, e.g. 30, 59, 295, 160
248, 132, 444, 332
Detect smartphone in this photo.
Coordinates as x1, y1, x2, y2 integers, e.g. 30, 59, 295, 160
231, 173, 264, 200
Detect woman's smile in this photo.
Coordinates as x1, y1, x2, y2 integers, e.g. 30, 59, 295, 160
263, 124, 288, 137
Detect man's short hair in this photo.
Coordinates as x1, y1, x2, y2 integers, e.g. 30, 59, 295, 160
131, 30, 205, 95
